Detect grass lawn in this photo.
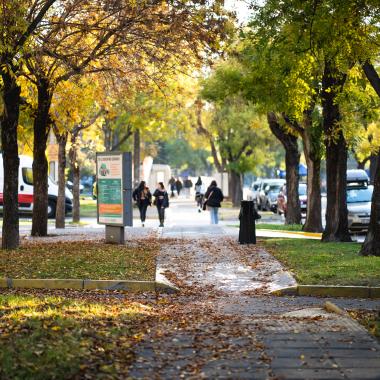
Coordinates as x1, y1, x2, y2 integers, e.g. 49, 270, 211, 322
80, 198, 97, 218
0, 241, 156, 280
0, 292, 152, 379
262, 238, 380, 286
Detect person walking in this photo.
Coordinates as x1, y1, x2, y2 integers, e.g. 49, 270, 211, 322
168, 176, 176, 197
183, 176, 193, 198
194, 176, 205, 212
153, 182, 169, 227
204, 180, 224, 224
175, 178, 183, 196
132, 181, 152, 227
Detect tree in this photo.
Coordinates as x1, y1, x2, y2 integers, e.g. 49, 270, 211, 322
267, 112, 301, 224
197, 90, 275, 206
24, 0, 229, 236
0, 0, 57, 248
360, 62, 380, 256
50, 76, 102, 226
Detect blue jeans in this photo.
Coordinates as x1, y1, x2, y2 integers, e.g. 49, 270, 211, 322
209, 207, 219, 224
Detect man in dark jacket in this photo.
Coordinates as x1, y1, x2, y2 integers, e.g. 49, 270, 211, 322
204, 180, 224, 224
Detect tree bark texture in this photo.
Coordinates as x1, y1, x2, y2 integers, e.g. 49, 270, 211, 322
103, 120, 112, 152
360, 152, 380, 256
229, 170, 243, 207
69, 133, 80, 223
301, 111, 323, 232
321, 62, 351, 242
55, 131, 68, 229
133, 129, 140, 187
1, 73, 20, 249
267, 112, 301, 224
370, 155, 377, 185
31, 79, 52, 236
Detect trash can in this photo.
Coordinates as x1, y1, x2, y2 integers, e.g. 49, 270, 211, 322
239, 200, 260, 244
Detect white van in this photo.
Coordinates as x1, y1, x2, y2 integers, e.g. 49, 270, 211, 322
0, 154, 73, 218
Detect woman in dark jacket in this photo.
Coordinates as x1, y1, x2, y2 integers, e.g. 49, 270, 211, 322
204, 180, 224, 224
153, 182, 169, 227
132, 181, 152, 227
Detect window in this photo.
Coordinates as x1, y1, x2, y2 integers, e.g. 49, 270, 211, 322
347, 187, 373, 203
22, 168, 33, 185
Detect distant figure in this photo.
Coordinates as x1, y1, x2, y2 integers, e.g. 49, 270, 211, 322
153, 182, 169, 227
168, 176, 176, 197
204, 180, 224, 224
175, 178, 183, 196
194, 176, 205, 212
183, 176, 193, 198
132, 181, 152, 227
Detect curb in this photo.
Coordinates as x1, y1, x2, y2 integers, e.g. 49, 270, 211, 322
155, 268, 180, 294
271, 285, 380, 298
0, 277, 178, 294
256, 229, 322, 238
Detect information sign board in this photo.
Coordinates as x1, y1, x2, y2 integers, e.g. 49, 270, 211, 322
96, 152, 132, 226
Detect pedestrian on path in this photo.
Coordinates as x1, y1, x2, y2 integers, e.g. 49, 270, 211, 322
183, 177, 193, 199
153, 182, 169, 227
132, 181, 152, 227
175, 178, 183, 196
194, 176, 205, 212
168, 176, 176, 198
204, 180, 224, 224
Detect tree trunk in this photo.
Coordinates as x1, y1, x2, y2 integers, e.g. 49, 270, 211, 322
103, 120, 112, 152
32, 80, 52, 236
1, 73, 21, 249
301, 112, 323, 232
267, 112, 301, 224
133, 129, 140, 186
321, 61, 351, 242
360, 152, 380, 256
69, 133, 80, 223
229, 170, 242, 207
55, 132, 68, 228
357, 160, 365, 170
369, 155, 377, 185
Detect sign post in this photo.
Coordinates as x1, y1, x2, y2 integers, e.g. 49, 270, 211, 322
96, 152, 132, 244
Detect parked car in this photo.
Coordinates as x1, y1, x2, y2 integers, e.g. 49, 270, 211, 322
66, 180, 84, 193
277, 183, 307, 216
0, 154, 73, 218
346, 169, 372, 233
256, 179, 285, 211
246, 181, 261, 201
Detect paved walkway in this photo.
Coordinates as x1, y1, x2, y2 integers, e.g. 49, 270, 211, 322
127, 224, 380, 380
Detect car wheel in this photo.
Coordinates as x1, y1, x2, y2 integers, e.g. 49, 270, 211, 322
47, 200, 56, 219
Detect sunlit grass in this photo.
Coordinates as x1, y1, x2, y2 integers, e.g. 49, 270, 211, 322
0, 293, 151, 379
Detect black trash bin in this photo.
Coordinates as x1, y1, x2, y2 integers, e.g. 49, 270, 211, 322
239, 200, 261, 244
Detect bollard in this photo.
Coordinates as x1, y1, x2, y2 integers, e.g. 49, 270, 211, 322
239, 200, 260, 244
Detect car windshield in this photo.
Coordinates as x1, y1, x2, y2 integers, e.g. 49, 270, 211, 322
347, 187, 373, 203
299, 185, 307, 196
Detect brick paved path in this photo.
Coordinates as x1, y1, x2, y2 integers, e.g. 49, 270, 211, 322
128, 226, 380, 380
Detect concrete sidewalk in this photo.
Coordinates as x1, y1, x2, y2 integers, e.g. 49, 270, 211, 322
128, 224, 380, 380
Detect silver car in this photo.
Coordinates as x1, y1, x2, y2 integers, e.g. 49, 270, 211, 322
347, 185, 373, 233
